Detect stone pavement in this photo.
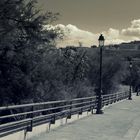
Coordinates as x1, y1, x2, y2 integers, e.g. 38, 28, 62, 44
32, 96, 140, 140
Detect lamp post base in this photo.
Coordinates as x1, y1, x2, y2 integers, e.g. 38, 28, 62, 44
128, 97, 132, 100
96, 109, 104, 114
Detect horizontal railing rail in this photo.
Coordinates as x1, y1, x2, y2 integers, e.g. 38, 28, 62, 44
0, 91, 129, 137
102, 91, 129, 106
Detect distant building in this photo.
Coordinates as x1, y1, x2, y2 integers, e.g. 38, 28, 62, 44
91, 45, 97, 48
105, 41, 140, 50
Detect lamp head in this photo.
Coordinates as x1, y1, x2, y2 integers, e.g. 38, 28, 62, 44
98, 34, 105, 47
129, 62, 133, 68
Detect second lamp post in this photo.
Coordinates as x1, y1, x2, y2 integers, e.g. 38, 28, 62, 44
128, 60, 133, 100
96, 34, 105, 114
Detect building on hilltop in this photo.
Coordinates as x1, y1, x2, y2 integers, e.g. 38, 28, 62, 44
105, 41, 140, 50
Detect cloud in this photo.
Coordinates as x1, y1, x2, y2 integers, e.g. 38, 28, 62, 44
131, 19, 140, 28
103, 28, 124, 45
47, 19, 140, 47
105, 28, 120, 39
122, 19, 140, 37
55, 24, 97, 47
55, 24, 125, 47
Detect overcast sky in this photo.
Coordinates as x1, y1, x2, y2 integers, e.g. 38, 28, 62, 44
38, 0, 140, 47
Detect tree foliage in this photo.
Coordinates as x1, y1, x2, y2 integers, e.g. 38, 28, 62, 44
0, 0, 59, 105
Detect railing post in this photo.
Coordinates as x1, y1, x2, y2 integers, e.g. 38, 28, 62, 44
91, 97, 95, 114
121, 93, 123, 100
27, 106, 34, 132
118, 93, 120, 100
67, 101, 72, 119
51, 115, 56, 124
91, 99, 94, 114
107, 96, 109, 105
114, 94, 116, 103
102, 96, 104, 107
136, 88, 139, 96
109, 95, 111, 104
88, 98, 92, 112
79, 100, 83, 115
111, 94, 113, 103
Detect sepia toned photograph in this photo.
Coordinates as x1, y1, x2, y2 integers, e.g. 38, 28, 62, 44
0, 0, 140, 140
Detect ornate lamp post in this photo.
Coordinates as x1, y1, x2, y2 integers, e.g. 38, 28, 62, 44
128, 60, 132, 100
96, 34, 105, 114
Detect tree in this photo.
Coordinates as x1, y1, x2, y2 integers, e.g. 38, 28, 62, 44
0, 0, 59, 105
87, 48, 124, 95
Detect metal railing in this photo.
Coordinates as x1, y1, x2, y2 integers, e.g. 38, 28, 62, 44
0, 91, 129, 137
102, 91, 129, 106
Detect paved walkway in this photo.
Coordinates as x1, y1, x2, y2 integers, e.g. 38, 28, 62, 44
33, 96, 140, 140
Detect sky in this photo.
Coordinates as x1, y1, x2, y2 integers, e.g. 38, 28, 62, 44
38, 0, 140, 47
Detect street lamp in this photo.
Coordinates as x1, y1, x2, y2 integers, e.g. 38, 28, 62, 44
128, 60, 132, 100
96, 34, 105, 114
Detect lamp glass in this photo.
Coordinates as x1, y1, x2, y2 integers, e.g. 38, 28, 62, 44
99, 40, 104, 47
129, 64, 132, 68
